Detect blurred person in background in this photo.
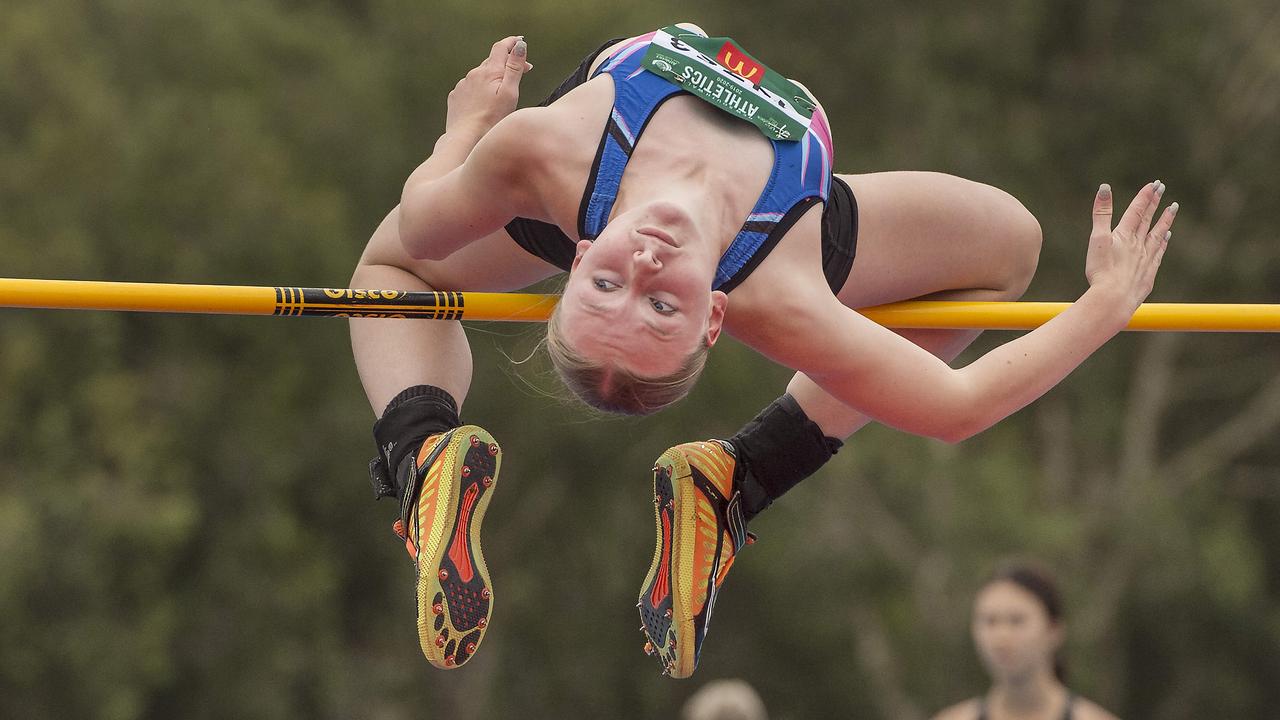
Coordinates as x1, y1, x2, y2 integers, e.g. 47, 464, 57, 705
682, 678, 768, 720
931, 562, 1120, 720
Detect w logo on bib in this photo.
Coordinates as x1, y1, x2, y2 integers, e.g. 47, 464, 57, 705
716, 42, 763, 83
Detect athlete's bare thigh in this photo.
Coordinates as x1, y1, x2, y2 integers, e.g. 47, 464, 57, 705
834, 171, 1040, 308
357, 205, 562, 291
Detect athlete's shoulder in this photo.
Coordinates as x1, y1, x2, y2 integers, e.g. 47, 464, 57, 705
1072, 697, 1122, 720
479, 107, 570, 166
929, 698, 981, 720
450, 108, 572, 220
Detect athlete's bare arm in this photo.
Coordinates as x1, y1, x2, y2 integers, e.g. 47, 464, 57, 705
742, 182, 1175, 443
397, 109, 553, 261
397, 36, 544, 261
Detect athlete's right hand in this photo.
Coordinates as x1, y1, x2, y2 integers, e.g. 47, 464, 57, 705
445, 36, 532, 139
1084, 181, 1179, 314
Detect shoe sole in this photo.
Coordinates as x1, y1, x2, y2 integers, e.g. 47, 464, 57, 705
414, 426, 500, 669
638, 449, 698, 678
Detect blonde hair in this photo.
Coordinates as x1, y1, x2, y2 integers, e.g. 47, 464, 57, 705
545, 300, 709, 415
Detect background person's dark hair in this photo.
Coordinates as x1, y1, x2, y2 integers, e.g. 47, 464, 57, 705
982, 560, 1068, 683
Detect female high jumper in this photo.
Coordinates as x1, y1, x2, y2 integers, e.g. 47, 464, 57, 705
351, 25, 1177, 676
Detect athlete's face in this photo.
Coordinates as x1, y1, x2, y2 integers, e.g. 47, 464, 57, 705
560, 202, 727, 377
971, 581, 1063, 684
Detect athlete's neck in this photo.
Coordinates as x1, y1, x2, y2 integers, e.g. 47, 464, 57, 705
989, 670, 1066, 719
610, 179, 728, 264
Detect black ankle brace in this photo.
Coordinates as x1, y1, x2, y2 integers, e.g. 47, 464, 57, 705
368, 385, 461, 500
728, 393, 842, 522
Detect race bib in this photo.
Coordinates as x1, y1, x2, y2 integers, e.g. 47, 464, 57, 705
639, 26, 816, 142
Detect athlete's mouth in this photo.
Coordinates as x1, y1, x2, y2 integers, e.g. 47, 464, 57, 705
637, 226, 680, 248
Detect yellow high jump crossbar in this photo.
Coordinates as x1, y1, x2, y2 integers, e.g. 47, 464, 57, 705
2, 278, 1279, 331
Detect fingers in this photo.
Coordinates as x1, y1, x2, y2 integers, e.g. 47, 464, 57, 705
1151, 226, 1170, 268
486, 36, 521, 68
1091, 183, 1113, 238
1114, 181, 1161, 240
1137, 180, 1165, 238
1140, 197, 1178, 297
503, 38, 528, 76
497, 37, 528, 102
1143, 210, 1173, 292
1146, 200, 1179, 247
484, 36, 531, 73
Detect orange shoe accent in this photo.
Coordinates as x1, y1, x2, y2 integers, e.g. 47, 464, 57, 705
649, 505, 673, 607
447, 483, 480, 583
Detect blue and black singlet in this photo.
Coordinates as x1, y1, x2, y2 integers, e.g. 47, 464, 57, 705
505, 32, 859, 294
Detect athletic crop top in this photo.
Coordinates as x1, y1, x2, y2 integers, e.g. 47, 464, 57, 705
578, 30, 837, 292
503, 32, 856, 294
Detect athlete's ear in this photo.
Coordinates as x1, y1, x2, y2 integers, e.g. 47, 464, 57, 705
570, 239, 593, 271
704, 290, 728, 347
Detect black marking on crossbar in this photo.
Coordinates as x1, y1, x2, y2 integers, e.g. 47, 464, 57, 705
274, 288, 468, 319
273, 287, 304, 316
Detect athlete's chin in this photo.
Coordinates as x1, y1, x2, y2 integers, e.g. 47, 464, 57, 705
640, 199, 694, 228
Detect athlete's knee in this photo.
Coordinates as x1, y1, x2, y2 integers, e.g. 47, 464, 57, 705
991, 188, 1042, 298
1010, 204, 1042, 296
351, 259, 439, 292
351, 260, 389, 289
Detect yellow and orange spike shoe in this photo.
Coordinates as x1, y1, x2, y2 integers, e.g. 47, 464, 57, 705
391, 426, 500, 670
638, 440, 755, 679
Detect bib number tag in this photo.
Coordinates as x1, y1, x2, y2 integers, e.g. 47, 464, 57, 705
640, 26, 816, 142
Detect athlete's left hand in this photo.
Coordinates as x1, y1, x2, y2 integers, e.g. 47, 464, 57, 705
445, 36, 532, 139
1085, 180, 1178, 315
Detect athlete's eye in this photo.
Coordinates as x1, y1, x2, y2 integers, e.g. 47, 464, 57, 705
650, 298, 677, 315
592, 278, 619, 291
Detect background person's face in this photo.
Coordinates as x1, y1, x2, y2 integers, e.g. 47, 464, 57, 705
971, 581, 1062, 684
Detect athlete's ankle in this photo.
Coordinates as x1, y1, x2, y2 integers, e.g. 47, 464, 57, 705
368, 384, 462, 503
727, 393, 842, 523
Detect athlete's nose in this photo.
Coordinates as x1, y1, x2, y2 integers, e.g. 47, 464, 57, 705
634, 246, 662, 269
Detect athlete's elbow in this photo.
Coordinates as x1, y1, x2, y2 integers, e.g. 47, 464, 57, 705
935, 420, 982, 445
893, 406, 978, 444
928, 389, 991, 444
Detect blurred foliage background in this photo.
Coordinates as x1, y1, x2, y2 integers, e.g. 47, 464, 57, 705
1, 1, 1278, 718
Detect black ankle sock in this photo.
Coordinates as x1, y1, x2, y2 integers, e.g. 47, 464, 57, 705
728, 393, 842, 522
369, 385, 461, 500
